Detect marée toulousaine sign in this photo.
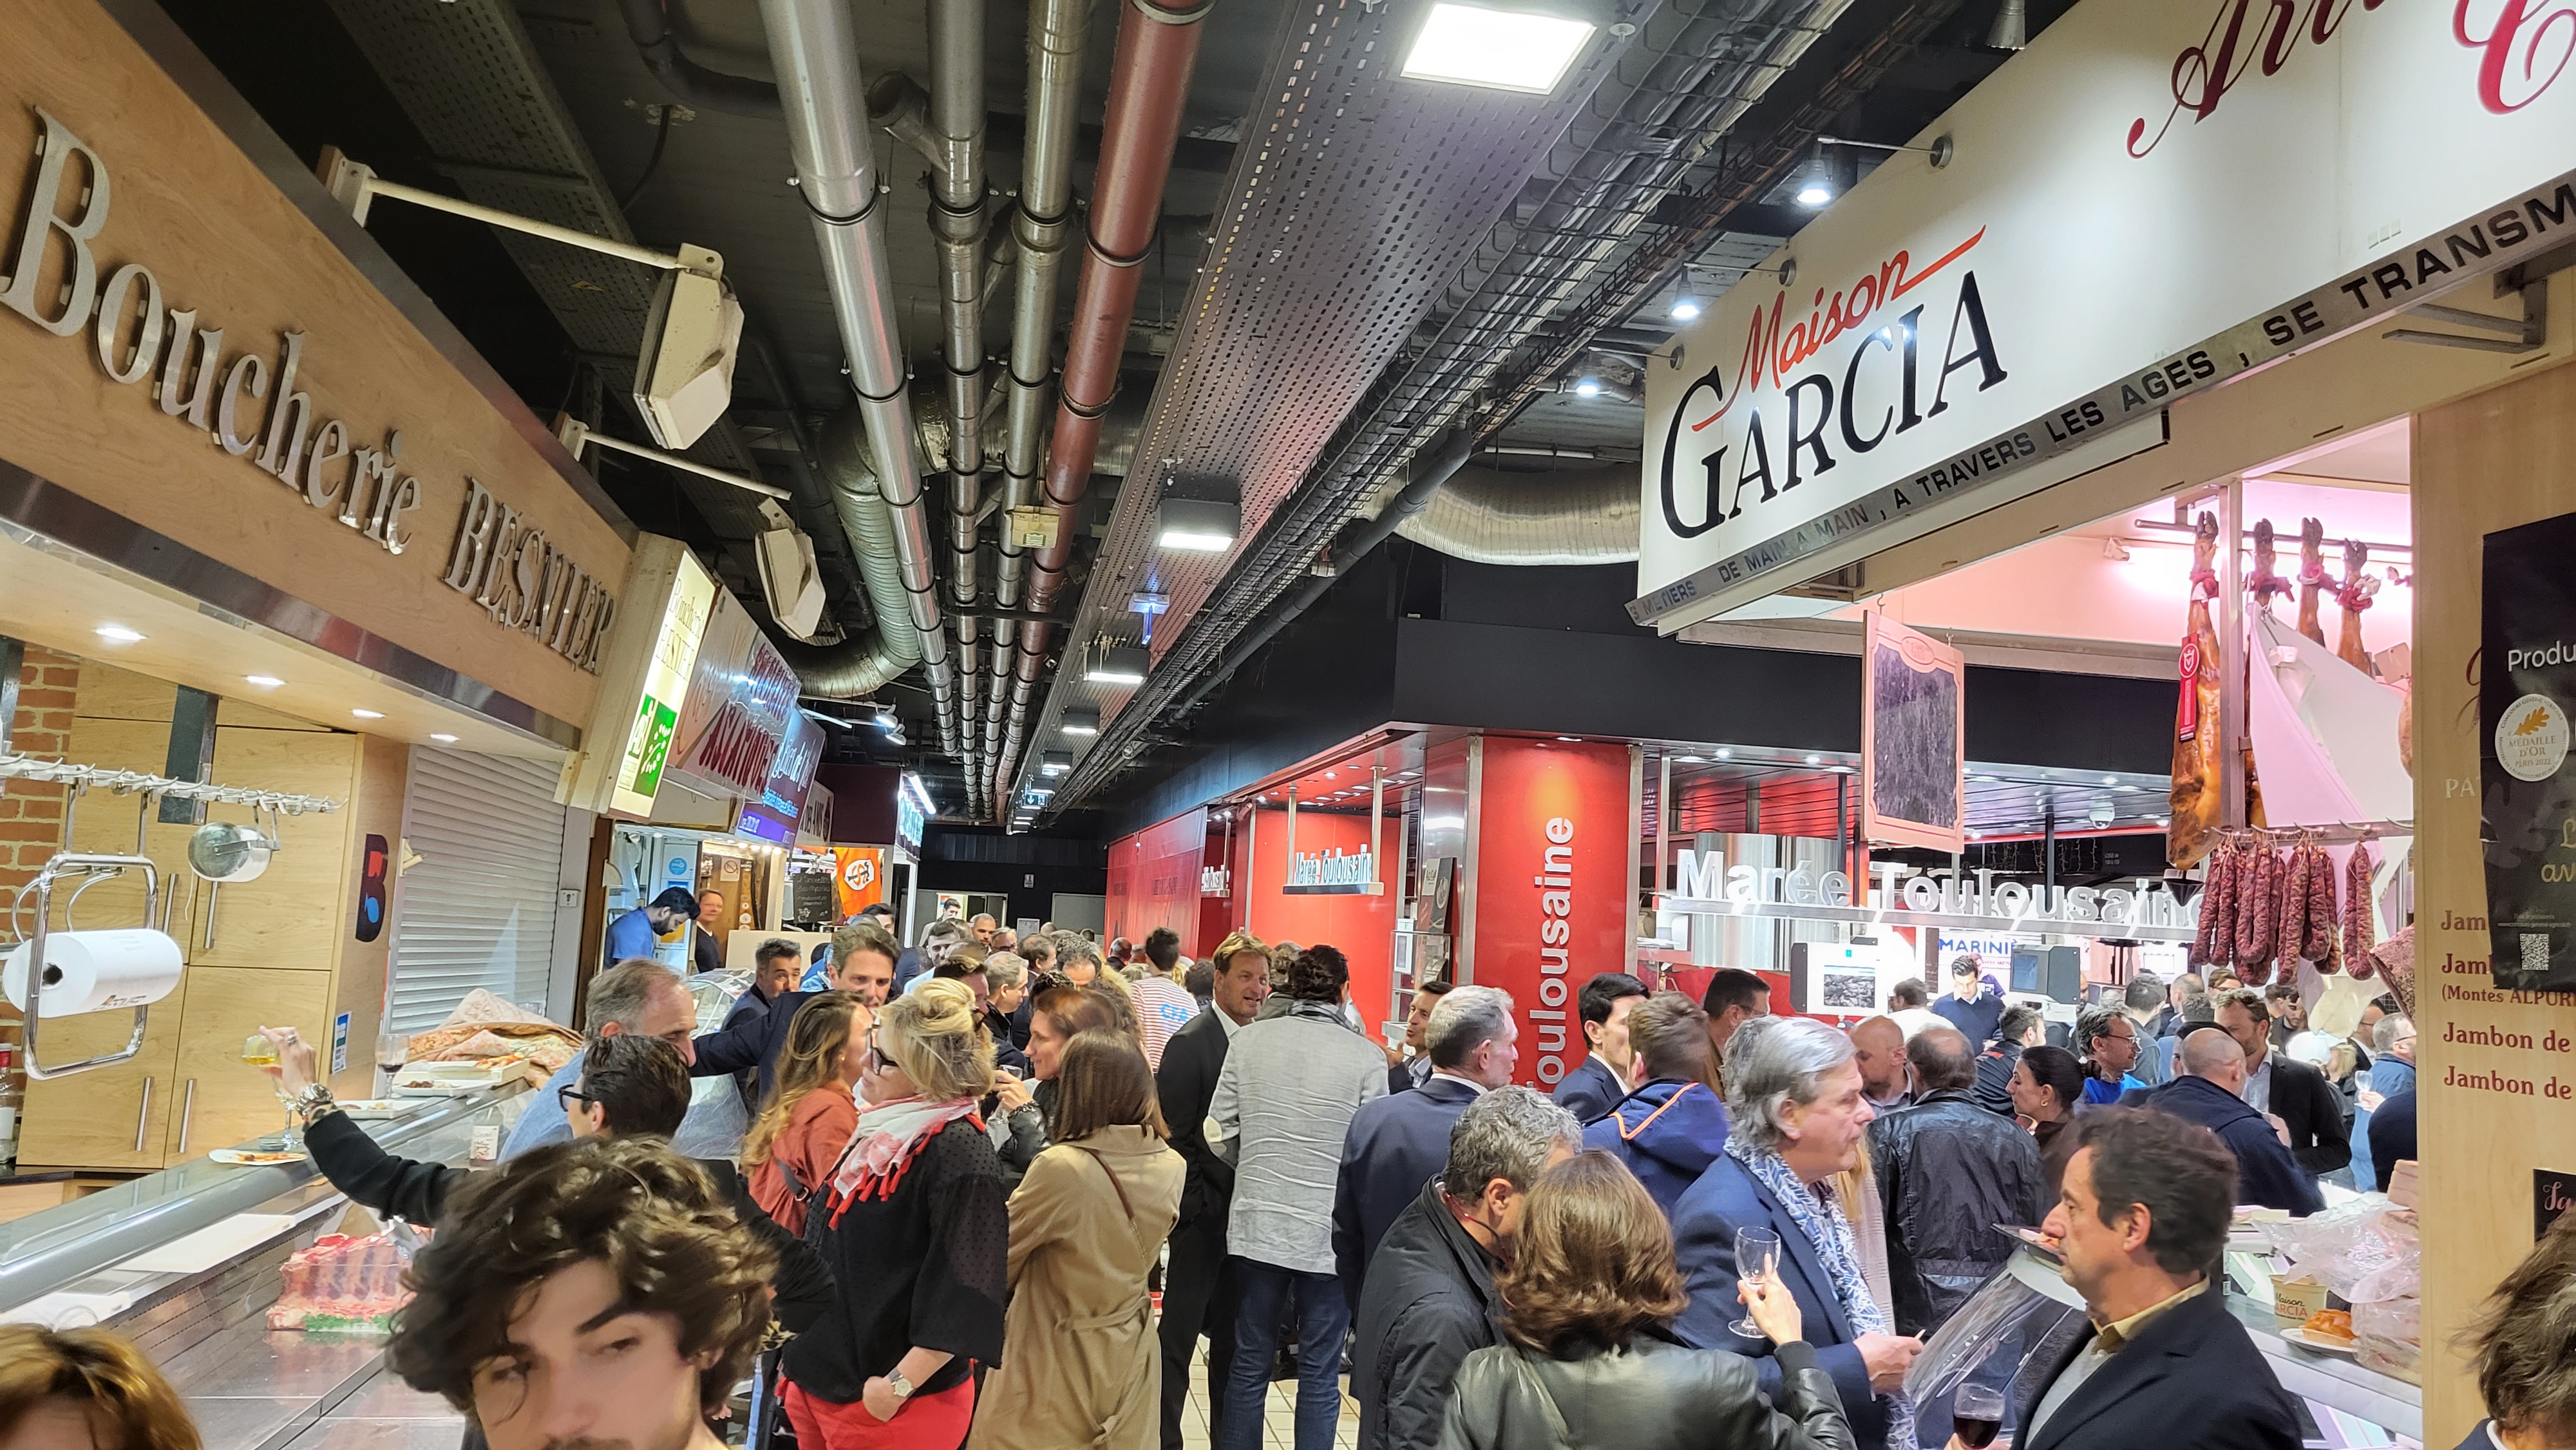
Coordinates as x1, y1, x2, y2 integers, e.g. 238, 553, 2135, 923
1, 108, 616, 670
1636, 0, 2576, 630
1662, 845, 2196, 943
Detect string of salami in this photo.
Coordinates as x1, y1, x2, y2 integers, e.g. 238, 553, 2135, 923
2190, 827, 2378, 986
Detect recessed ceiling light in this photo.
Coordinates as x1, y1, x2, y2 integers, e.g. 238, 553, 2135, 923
1557, 735, 1582, 742
1674, 754, 1705, 763
2101, 775, 2119, 786
1400, 2, 1595, 94
1714, 747, 1732, 759
1804, 753, 1823, 766
430, 732, 459, 743
245, 675, 285, 688
94, 625, 143, 643
351, 709, 384, 720
1573, 376, 1603, 398
1084, 645, 1150, 686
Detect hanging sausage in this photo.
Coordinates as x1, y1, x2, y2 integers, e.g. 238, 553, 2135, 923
2238, 838, 2276, 968
2304, 839, 2340, 970
2194, 838, 2236, 968
2345, 842, 2379, 979
2275, 837, 2309, 985
2169, 512, 2226, 868
2336, 538, 2380, 676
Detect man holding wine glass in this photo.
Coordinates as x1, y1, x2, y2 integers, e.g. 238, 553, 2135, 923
1672, 1016, 1924, 1450
1973, 1106, 2300, 1450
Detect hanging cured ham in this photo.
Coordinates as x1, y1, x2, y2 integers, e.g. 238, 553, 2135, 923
2336, 538, 2380, 675
2295, 518, 2329, 646
2169, 512, 2226, 868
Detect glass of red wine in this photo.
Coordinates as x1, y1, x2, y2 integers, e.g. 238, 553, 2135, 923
1953, 1382, 2007, 1449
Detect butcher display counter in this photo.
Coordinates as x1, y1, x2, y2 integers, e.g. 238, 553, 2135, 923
0, 1083, 529, 1450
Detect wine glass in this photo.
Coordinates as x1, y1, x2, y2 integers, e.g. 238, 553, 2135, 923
1953, 1381, 2007, 1449
1729, 1226, 1783, 1339
243, 1031, 301, 1151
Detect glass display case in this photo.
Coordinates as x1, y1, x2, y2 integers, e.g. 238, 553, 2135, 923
0, 1084, 529, 1450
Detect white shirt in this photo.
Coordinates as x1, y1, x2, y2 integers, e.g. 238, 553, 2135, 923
1430, 1069, 1490, 1095
2242, 1054, 2273, 1113
1215, 1006, 1245, 1040
1891, 1006, 1944, 1039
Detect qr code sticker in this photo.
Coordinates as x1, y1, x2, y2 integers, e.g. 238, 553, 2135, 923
2523, 932, 2553, 975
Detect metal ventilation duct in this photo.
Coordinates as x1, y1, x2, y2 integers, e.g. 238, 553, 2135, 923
1008, 0, 1640, 812
1393, 464, 1640, 565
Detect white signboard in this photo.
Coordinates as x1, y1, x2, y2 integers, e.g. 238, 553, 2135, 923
1634, 0, 2576, 630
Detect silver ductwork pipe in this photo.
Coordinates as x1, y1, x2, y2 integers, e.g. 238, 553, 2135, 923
774, 411, 927, 693
759, 0, 960, 762
1392, 462, 1642, 565
984, 0, 1091, 816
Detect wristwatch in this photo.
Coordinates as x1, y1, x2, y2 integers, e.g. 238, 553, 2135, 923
291, 1084, 337, 1119
884, 1370, 916, 1401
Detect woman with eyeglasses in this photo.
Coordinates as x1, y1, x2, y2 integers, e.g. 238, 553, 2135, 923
787, 977, 1009, 1449
969, 1029, 1184, 1450
746, 991, 869, 1236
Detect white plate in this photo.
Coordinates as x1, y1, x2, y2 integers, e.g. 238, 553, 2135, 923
388, 1078, 489, 1097
207, 1149, 308, 1168
2279, 1326, 2360, 1356
334, 1099, 428, 1119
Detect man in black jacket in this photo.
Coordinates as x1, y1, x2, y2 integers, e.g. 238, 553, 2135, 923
1155, 932, 1271, 1450
2016, 1107, 2302, 1450
1973, 1006, 2044, 1116
1868, 1026, 2047, 1335
1352, 1087, 1580, 1450
2213, 988, 2350, 1180
694, 920, 898, 1103
259, 1027, 835, 1332
2145, 1030, 2324, 1216
1549, 972, 1645, 1124
1333, 985, 1517, 1308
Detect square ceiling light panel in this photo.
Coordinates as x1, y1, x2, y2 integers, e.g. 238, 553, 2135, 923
1401, 3, 1596, 95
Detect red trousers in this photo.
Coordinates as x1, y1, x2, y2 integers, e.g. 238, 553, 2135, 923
782, 1377, 975, 1450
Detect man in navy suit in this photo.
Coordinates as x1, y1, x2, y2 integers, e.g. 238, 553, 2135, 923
1550, 972, 1645, 1124
1673, 1017, 1922, 1450
2011, 1107, 2302, 1450
1331, 984, 1517, 1309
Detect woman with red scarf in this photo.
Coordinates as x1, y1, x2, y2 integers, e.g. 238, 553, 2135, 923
783, 977, 1008, 1449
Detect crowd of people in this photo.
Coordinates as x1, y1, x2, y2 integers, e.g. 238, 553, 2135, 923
10, 928, 2571, 1450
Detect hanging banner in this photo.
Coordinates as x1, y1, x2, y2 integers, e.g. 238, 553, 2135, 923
1860, 611, 1965, 852
831, 846, 887, 920
1636, 0, 2576, 630
2480, 511, 2576, 993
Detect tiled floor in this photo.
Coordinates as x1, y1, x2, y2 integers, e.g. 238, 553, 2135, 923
1173, 1344, 1360, 1450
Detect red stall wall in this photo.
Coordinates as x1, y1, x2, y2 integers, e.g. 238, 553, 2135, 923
1104, 808, 1207, 949
1468, 737, 1633, 1088
1236, 806, 1396, 1044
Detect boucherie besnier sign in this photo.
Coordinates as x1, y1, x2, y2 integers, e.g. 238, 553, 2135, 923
1634, 0, 2576, 631
2, 109, 616, 670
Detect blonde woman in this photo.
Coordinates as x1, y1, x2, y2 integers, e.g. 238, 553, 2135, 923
970, 1030, 1184, 1450
745, 991, 867, 1236
784, 978, 1007, 1450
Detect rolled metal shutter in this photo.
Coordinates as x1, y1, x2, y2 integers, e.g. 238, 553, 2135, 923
387, 747, 569, 1033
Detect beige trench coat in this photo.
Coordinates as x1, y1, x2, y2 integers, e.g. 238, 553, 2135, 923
969, 1124, 1185, 1450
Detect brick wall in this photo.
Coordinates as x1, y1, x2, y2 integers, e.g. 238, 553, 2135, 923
1, 646, 80, 1107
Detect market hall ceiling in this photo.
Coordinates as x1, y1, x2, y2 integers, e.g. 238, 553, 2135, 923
167, 0, 2065, 820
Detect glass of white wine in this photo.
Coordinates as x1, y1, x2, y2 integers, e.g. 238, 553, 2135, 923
242, 1031, 300, 1150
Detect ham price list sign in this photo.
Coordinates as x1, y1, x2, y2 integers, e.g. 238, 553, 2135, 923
2480, 511, 2576, 994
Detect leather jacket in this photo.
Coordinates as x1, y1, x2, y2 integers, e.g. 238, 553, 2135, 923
1437, 1331, 1855, 1450
1867, 1088, 2048, 1335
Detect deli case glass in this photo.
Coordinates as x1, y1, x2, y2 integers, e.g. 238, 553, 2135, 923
0, 1086, 529, 1450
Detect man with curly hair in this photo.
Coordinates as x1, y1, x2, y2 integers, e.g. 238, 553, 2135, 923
387, 1136, 779, 1450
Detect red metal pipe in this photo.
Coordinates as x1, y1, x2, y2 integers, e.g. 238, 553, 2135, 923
998, 0, 1209, 804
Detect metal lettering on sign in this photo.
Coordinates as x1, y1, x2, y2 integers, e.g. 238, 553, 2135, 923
0, 107, 612, 670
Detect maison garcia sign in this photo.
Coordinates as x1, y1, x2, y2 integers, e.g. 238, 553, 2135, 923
2, 108, 614, 670
1634, 0, 2576, 630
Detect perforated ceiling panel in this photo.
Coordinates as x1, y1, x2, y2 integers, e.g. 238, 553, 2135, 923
1037, 0, 1634, 737
324, 0, 768, 536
